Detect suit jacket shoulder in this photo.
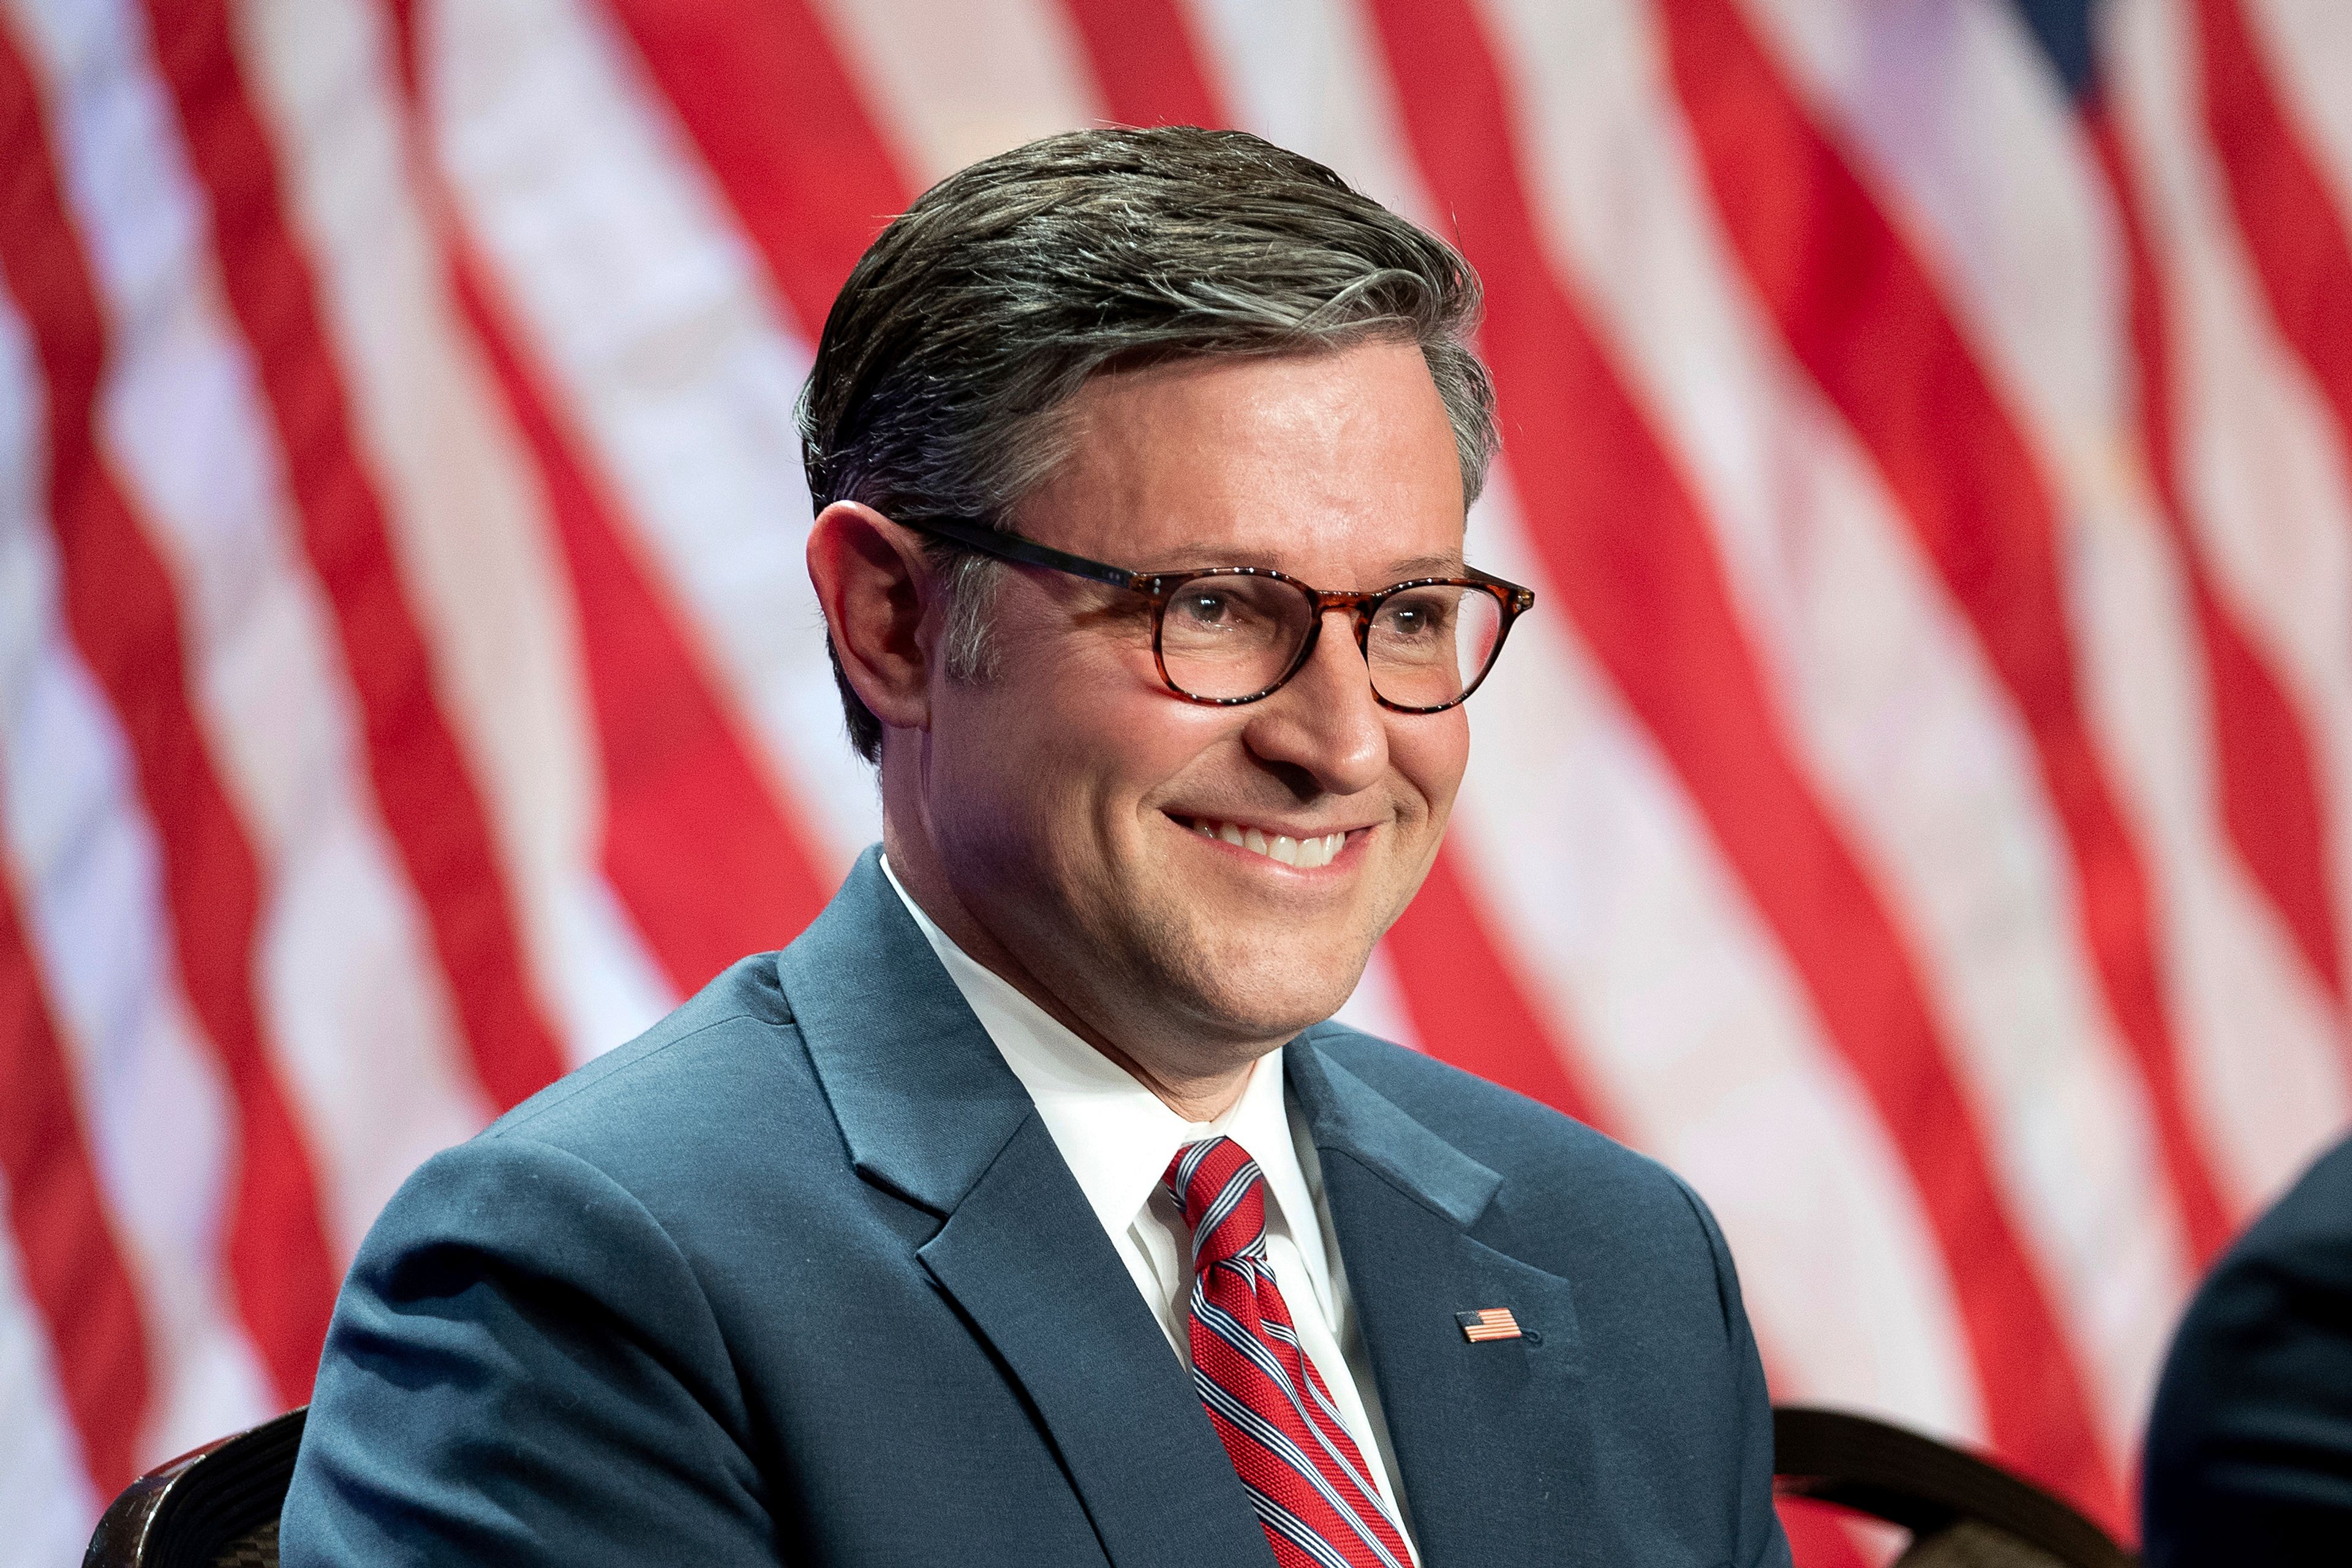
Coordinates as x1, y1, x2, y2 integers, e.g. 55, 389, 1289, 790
2143, 1134, 2352, 1564
1305, 1022, 1702, 1200
486, 948, 799, 1154
279, 954, 875, 1567
1303, 1020, 1748, 1322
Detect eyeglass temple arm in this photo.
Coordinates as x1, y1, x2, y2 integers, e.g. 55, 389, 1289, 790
901, 516, 1145, 592
1463, 565, 1537, 613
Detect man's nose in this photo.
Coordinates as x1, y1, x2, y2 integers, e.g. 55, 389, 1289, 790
1238, 608, 1388, 794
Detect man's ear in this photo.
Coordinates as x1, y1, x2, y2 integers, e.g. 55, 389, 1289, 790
807, 500, 935, 734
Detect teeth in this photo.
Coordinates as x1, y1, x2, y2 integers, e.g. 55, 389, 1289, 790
1186, 820, 1349, 869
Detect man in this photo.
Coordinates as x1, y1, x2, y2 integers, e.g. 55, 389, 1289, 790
284, 127, 1789, 1568
2143, 1132, 2352, 1565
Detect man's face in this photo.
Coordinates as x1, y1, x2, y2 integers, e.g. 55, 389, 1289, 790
911, 337, 1472, 1067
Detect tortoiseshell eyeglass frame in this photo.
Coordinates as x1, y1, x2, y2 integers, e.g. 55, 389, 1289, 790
902, 515, 1536, 714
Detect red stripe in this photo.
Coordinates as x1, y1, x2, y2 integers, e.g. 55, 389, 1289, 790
386, 0, 834, 991
1773, 1498, 1875, 1568
0, 860, 150, 1493
602, 0, 913, 333
451, 257, 837, 992
453, 250, 835, 989
2089, 107, 2348, 1028
0, 25, 339, 1400
1365, 0, 2124, 1529
1047, 0, 1623, 1139
2181, 0, 2352, 1017
1385, 850, 1611, 1129
1657, 0, 2233, 1270
2197, 0, 2352, 493
1757, 1336, 1874, 1567
141, 0, 565, 1109
1061, 0, 1227, 130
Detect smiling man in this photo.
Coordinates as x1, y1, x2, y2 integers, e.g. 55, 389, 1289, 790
284, 128, 1790, 1568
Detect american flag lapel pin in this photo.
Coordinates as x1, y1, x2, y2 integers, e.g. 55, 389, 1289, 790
1455, 1307, 1523, 1343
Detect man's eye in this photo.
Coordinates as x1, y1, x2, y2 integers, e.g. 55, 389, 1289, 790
1177, 592, 1237, 627
1380, 595, 1453, 639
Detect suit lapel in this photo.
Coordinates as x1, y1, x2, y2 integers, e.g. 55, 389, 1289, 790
1289, 1035, 1611, 1568
917, 1119, 1277, 1567
777, 852, 1275, 1568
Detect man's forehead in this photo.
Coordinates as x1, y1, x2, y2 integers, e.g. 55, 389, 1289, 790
1029, 341, 1471, 575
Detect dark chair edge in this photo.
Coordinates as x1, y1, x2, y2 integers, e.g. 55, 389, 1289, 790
1773, 1405, 2135, 1568
85, 1406, 307, 1568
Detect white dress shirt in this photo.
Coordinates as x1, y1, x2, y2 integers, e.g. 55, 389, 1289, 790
881, 858, 1417, 1553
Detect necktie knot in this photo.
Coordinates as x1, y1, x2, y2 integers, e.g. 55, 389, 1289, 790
1165, 1136, 1267, 1273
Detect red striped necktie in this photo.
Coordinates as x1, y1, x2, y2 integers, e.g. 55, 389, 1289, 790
1166, 1136, 1415, 1568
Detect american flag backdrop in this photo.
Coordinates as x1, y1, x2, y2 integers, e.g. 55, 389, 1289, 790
3, 0, 2350, 1561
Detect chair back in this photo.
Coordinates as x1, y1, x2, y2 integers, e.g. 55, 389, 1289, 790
91, 1401, 2122, 1566
1774, 1406, 2135, 1568
84, 1406, 307, 1568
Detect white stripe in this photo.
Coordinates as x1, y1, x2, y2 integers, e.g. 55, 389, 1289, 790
1250, 1490, 1359, 1568
0, 601, 279, 1464
1736, 0, 2127, 443
1490, 0, 2194, 1467
1459, 470, 1987, 1444
426, 0, 880, 870
809, 0, 1104, 184
227, 0, 658, 1065
0, 280, 275, 1465
2113, 0, 2352, 1061
0, 1168, 99, 1568
6, 0, 497, 1254
1183, 0, 1436, 226
1797, 0, 2352, 1082
1748, 0, 2352, 1227
1186, 0, 1985, 1444
2223, 0, 2352, 985
2242, 0, 2352, 243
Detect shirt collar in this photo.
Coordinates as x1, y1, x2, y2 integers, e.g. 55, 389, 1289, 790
879, 855, 1332, 1300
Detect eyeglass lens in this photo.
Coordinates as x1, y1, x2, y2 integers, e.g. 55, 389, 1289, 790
1158, 576, 1504, 707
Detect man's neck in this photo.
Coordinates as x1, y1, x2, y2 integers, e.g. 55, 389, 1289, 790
880, 823, 1261, 1123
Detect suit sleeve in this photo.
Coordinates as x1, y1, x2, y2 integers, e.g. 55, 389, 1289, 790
280, 1133, 782, 1567
1678, 1178, 1795, 1568
2142, 1145, 2352, 1565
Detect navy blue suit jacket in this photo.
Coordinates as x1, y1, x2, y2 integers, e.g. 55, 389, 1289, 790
2143, 1133, 2352, 1565
283, 850, 1790, 1567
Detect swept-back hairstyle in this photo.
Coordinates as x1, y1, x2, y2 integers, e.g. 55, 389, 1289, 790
799, 126, 1498, 762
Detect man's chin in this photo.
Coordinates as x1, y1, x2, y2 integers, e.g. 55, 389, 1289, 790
1148, 932, 1373, 1044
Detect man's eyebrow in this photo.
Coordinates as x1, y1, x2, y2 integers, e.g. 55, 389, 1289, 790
1141, 543, 1468, 578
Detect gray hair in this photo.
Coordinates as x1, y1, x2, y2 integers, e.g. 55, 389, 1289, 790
799, 126, 1498, 763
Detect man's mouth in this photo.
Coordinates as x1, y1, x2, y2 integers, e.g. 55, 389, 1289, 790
1174, 815, 1351, 869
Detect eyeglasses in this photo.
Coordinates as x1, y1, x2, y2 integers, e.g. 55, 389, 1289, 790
902, 516, 1535, 714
